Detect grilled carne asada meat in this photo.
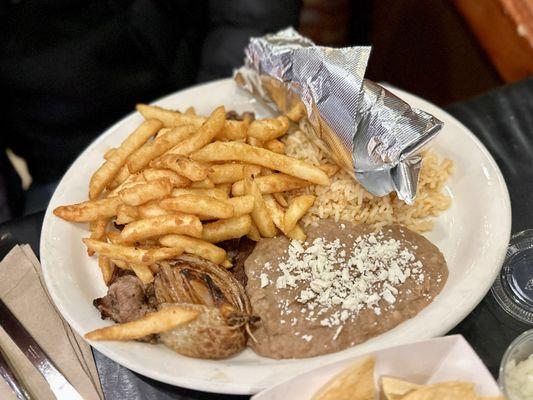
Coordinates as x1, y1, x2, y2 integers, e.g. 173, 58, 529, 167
94, 274, 154, 323
93, 254, 256, 359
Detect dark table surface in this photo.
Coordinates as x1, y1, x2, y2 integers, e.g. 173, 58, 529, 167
1, 78, 532, 399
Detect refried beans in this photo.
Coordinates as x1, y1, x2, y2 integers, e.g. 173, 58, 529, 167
244, 219, 447, 359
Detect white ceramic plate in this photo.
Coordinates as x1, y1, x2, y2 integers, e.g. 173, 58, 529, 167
40, 78, 511, 395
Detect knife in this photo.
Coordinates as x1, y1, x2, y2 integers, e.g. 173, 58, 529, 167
0, 346, 31, 399
0, 299, 83, 400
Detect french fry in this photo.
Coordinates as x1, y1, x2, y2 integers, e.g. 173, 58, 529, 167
232, 173, 310, 196
106, 172, 145, 198
107, 165, 131, 190
244, 171, 277, 238
156, 127, 172, 137
247, 116, 289, 141
216, 120, 248, 141
131, 263, 154, 284
286, 223, 306, 242
106, 230, 121, 244
54, 196, 122, 222
110, 258, 131, 270
137, 104, 246, 141
273, 192, 288, 207
263, 194, 286, 233
284, 195, 316, 232
184, 106, 196, 115
208, 163, 261, 184
104, 148, 116, 160
226, 195, 254, 217
119, 178, 173, 206
242, 112, 254, 125
159, 234, 227, 265
98, 255, 115, 285
166, 106, 225, 155
190, 178, 214, 188
247, 136, 263, 147
136, 104, 204, 128
137, 200, 173, 219
85, 305, 199, 341
201, 215, 252, 243
127, 125, 195, 173
285, 102, 307, 122
318, 163, 340, 177
89, 119, 161, 199
191, 142, 329, 186
150, 154, 209, 181
142, 168, 191, 187
265, 139, 285, 154
83, 238, 184, 264
120, 213, 202, 243
264, 194, 307, 241
160, 195, 233, 219
88, 219, 108, 256
216, 183, 232, 195
247, 221, 261, 241
115, 204, 140, 225
171, 188, 228, 201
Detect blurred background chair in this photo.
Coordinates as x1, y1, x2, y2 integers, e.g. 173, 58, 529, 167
454, 0, 533, 83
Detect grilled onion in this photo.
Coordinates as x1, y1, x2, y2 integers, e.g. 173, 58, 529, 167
154, 254, 254, 359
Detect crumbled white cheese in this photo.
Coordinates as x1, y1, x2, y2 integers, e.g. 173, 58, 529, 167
332, 326, 343, 341
260, 273, 269, 288
302, 334, 313, 342
382, 289, 396, 304
263, 229, 426, 329
276, 276, 287, 289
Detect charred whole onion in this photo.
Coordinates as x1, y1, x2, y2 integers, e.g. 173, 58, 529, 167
154, 254, 256, 359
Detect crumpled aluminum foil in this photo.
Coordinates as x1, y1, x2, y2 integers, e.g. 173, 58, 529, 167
234, 28, 443, 204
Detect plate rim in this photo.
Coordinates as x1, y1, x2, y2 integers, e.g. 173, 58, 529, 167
40, 78, 512, 394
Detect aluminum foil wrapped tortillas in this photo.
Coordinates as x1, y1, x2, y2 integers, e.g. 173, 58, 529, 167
235, 28, 443, 204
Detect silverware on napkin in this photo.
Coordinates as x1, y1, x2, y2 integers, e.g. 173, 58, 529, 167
0, 346, 31, 400
0, 299, 83, 400
0, 245, 103, 400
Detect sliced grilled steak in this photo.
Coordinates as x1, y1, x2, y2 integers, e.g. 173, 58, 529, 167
94, 274, 154, 323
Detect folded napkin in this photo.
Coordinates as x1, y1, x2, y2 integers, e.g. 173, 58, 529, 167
0, 245, 104, 400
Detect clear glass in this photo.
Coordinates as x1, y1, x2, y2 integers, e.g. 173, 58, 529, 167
492, 230, 533, 324
499, 329, 533, 399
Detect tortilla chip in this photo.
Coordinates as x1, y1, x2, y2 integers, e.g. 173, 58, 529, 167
402, 381, 477, 400
381, 376, 422, 400
312, 356, 375, 400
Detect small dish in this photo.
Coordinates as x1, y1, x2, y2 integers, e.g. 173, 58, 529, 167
492, 230, 533, 324
499, 329, 533, 399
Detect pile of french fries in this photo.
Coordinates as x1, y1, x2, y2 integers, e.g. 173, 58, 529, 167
54, 104, 338, 287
